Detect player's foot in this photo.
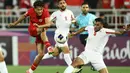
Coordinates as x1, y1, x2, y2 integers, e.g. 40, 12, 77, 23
47, 46, 54, 54
26, 70, 33, 73
75, 68, 82, 73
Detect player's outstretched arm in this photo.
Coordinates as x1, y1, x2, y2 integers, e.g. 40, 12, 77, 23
8, 15, 26, 27
111, 24, 130, 35
71, 27, 86, 36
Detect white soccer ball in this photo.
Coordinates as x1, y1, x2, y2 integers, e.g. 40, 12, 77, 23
56, 33, 68, 44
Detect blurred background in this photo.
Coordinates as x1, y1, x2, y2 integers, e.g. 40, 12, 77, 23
0, 0, 130, 73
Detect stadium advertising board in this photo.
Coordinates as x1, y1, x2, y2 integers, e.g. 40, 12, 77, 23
39, 36, 130, 66
0, 36, 18, 65
19, 32, 130, 66
103, 37, 130, 66
0, 36, 12, 64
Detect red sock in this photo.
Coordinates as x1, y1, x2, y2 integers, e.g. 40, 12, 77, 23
31, 63, 38, 71
44, 41, 51, 49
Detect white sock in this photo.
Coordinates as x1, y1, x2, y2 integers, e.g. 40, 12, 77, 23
0, 61, 8, 73
64, 65, 74, 73
42, 53, 53, 60
64, 54, 72, 66
29, 68, 34, 73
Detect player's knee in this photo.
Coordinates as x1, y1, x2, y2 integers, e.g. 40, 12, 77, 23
72, 57, 84, 68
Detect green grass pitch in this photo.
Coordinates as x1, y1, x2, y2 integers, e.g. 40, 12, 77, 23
7, 65, 130, 73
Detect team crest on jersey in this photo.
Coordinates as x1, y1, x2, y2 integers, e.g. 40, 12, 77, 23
39, 19, 43, 22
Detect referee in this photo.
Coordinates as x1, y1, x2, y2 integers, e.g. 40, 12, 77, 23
75, 2, 97, 46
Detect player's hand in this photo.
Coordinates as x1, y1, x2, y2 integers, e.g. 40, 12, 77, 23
33, 23, 39, 27
34, 23, 44, 28
127, 24, 130, 30
71, 19, 76, 24
123, 24, 130, 31
68, 32, 76, 38
68, 33, 73, 38
8, 23, 16, 28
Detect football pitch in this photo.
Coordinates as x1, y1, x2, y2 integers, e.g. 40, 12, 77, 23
7, 65, 130, 73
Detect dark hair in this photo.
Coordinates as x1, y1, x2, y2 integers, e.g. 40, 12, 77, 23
99, 12, 105, 17
57, 0, 66, 3
33, 0, 44, 8
81, 2, 89, 6
94, 18, 108, 28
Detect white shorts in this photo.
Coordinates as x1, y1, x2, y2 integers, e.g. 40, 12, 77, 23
78, 50, 106, 71
54, 32, 68, 47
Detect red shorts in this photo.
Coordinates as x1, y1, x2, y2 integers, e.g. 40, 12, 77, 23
28, 24, 43, 44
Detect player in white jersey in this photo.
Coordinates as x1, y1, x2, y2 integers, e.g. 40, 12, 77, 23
0, 49, 8, 73
64, 18, 130, 73
41, 0, 75, 66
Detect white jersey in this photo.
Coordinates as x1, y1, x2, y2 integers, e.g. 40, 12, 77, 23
50, 9, 74, 34
85, 26, 115, 54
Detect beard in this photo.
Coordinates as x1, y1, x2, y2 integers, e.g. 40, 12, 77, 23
94, 27, 101, 32
60, 6, 66, 11
82, 12, 88, 15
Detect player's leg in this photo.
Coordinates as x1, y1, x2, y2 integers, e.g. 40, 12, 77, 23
99, 68, 109, 73
90, 53, 108, 73
42, 47, 60, 60
40, 30, 54, 54
26, 43, 44, 73
64, 57, 84, 73
61, 46, 72, 66
0, 50, 8, 73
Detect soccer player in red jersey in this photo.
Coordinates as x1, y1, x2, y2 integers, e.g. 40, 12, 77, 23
8, 1, 53, 73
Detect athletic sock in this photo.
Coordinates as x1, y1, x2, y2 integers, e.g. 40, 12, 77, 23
44, 41, 51, 49
30, 63, 38, 71
0, 61, 8, 73
64, 54, 72, 66
64, 65, 74, 73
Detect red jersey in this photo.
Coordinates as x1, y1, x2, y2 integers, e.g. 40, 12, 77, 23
24, 8, 50, 38
24, 8, 50, 25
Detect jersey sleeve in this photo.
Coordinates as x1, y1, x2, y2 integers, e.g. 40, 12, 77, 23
105, 29, 116, 36
70, 11, 75, 20
24, 9, 31, 17
85, 26, 94, 34
50, 12, 56, 21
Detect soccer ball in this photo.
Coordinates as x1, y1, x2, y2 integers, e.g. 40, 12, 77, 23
56, 33, 68, 44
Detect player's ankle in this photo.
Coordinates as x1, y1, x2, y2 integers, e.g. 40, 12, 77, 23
47, 46, 54, 54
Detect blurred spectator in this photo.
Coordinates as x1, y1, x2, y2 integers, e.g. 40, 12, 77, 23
99, 13, 108, 28
66, 0, 84, 6
101, 0, 123, 9
42, 0, 58, 9
4, 0, 14, 16
124, 0, 130, 26
97, 0, 102, 8
0, 0, 4, 9
4, 0, 13, 9
84, 0, 99, 9
110, 0, 123, 9
19, 0, 32, 14
66, 0, 84, 16
19, 0, 32, 9
124, 0, 130, 9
